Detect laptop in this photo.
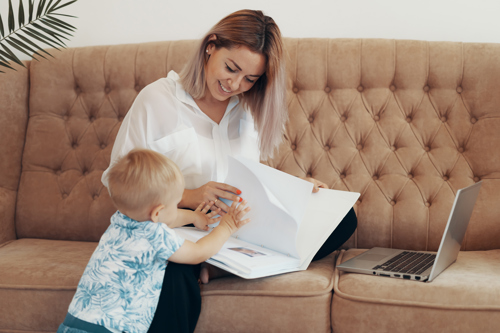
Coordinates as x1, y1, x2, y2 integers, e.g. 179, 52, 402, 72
337, 181, 482, 282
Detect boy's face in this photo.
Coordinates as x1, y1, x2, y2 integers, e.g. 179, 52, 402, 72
158, 183, 184, 227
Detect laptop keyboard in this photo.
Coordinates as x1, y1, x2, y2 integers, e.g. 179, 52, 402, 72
372, 251, 436, 275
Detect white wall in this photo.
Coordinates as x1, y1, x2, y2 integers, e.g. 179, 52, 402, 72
2, 0, 500, 60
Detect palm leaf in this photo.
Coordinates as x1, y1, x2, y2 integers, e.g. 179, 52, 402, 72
0, 0, 78, 73
0, 14, 5, 38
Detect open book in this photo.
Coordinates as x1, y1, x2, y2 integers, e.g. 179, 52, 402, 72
174, 156, 360, 279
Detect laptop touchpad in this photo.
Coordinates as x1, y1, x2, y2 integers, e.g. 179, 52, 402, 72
359, 254, 387, 262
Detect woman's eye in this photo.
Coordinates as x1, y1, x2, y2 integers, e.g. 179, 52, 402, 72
225, 64, 235, 73
246, 78, 255, 83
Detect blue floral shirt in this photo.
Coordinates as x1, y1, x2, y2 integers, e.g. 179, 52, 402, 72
68, 211, 185, 333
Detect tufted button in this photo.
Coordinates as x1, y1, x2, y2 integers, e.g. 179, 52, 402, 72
406, 116, 412, 123
83, 170, 89, 176
458, 146, 464, 153
456, 86, 463, 93
308, 116, 314, 123
324, 145, 330, 151
340, 115, 347, 122
93, 194, 99, 200
408, 173, 413, 179
357, 85, 364, 92
473, 176, 480, 182
424, 146, 431, 152
324, 87, 331, 93
390, 200, 396, 206
372, 175, 379, 181
470, 117, 477, 124
340, 173, 346, 179
373, 115, 380, 121
105, 86, 111, 94
56, 169, 62, 176
118, 116, 124, 121
306, 173, 312, 178
72, 142, 78, 149
440, 116, 447, 122
89, 116, 96, 122
291, 144, 297, 150
100, 143, 106, 149
425, 202, 431, 207
356, 144, 363, 151
63, 115, 68, 121
135, 84, 141, 92
293, 87, 299, 94
443, 175, 449, 181
423, 85, 430, 92
357, 199, 362, 205
390, 85, 396, 92
62, 193, 68, 199
390, 145, 396, 152
75, 86, 81, 94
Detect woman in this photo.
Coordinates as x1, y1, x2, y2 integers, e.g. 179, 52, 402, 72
102, 9, 357, 333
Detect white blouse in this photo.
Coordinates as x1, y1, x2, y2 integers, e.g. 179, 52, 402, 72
101, 71, 260, 190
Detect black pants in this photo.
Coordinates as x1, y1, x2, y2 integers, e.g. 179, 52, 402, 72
148, 207, 357, 333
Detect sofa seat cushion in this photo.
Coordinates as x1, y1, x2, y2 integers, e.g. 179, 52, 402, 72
0, 238, 96, 332
332, 249, 500, 333
195, 252, 337, 333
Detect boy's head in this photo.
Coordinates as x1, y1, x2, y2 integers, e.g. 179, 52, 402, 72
107, 149, 184, 222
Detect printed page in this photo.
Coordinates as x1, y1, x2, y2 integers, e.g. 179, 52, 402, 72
175, 228, 301, 279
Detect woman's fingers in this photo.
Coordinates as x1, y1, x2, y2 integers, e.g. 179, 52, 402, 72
212, 182, 242, 196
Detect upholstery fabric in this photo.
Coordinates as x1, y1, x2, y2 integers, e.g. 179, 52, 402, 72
0, 239, 96, 332
196, 253, 336, 333
0, 62, 29, 246
332, 249, 500, 332
267, 39, 500, 251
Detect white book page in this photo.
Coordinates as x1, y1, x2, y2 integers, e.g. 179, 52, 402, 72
234, 156, 313, 226
295, 189, 360, 269
223, 157, 300, 258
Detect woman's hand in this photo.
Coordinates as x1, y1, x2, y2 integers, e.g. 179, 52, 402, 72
181, 181, 243, 214
301, 177, 328, 193
192, 201, 222, 231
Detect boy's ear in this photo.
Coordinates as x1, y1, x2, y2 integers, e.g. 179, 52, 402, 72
150, 204, 165, 223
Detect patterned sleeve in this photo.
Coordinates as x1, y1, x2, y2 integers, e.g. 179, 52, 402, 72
147, 223, 185, 261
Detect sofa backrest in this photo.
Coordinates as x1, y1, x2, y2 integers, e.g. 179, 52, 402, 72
0, 63, 29, 246
14, 39, 500, 251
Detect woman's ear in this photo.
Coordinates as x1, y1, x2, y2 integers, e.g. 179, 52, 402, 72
150, 204, 165, 223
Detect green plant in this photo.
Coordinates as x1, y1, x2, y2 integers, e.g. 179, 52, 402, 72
0, 0, 78, 73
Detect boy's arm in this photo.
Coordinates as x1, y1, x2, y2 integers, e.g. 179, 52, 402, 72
169, 201, 250, 265
160, 201, 222, 230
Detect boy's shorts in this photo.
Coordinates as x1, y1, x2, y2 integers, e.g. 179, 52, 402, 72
57, 313, 113, 333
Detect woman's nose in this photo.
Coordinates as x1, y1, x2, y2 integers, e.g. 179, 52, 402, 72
229, 76, 243, 91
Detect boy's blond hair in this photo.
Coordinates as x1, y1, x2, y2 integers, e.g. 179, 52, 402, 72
107, 149, 184, 214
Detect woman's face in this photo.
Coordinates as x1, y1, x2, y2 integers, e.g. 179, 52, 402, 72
204, 45, 266, 102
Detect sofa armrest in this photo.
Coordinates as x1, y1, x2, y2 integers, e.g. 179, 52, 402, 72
0, 62, 30, 245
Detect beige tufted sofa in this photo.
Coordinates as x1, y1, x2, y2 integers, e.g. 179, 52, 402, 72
1, 38, 500, 333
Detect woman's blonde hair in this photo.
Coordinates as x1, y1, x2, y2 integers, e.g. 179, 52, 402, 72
107, 149, 184, 214
180, 9, 287, 160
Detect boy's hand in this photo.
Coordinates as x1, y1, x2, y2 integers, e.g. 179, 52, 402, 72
218, 200, 251, 234
193, 201, 222, 231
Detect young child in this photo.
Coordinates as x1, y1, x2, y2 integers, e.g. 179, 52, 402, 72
57, 149, 250, 333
